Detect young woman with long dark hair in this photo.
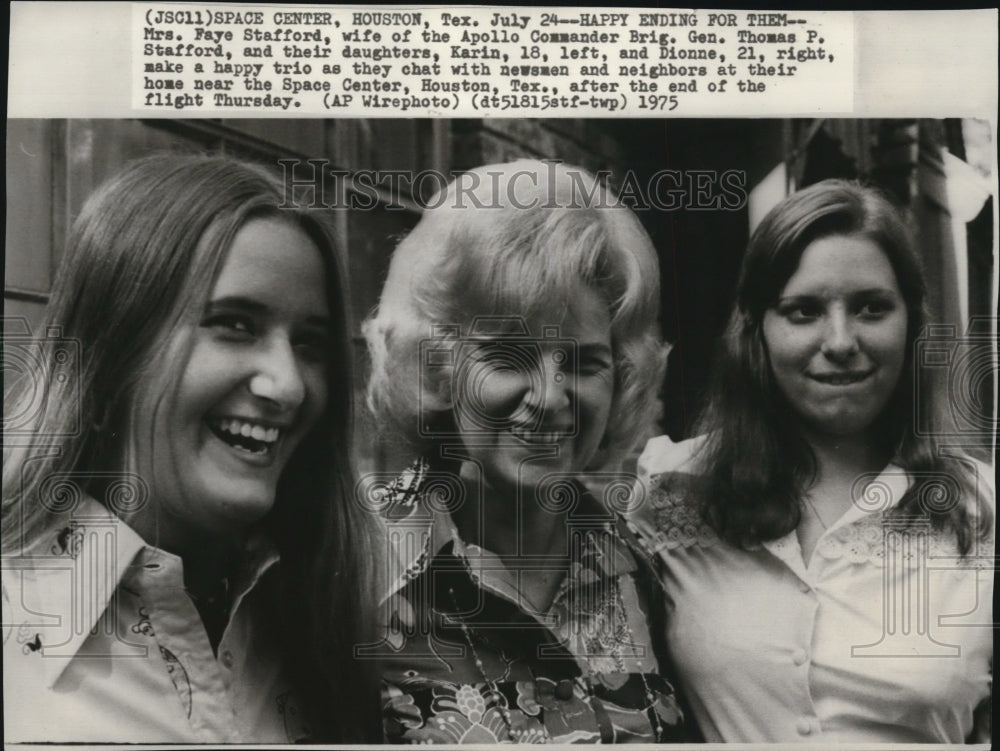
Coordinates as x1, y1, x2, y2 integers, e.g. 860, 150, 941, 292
3, 155, 379, 742
631, 179, 993, 743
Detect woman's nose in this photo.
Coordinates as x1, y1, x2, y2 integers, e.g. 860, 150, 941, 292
248, 337, 306, 410
821, 309, 860, 361
535, 352, 571, 413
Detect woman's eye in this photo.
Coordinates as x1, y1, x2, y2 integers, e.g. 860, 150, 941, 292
780, 304, 822, 323
590, 362, 613, 376
858, 300, 894, 319
576, 356, 611, 376
556, 347, 610, 377
203, 314, 255, 338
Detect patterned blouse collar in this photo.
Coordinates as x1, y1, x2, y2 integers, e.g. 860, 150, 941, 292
381, 458, 640, 608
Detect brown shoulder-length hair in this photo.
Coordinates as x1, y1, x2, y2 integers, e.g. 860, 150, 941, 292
694, 179, 991, 554
2, 154, 380, 741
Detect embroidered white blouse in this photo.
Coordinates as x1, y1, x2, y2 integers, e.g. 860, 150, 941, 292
2, 498, 307, 743
627, 435, 994, 744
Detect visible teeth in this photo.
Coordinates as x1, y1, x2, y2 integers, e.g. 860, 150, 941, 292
511, 429, 566, 444
212, 418, 281, 445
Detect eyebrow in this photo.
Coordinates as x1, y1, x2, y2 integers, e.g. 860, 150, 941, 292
205, 296, 331, 328
776, 288, 898, 301
577, 342, 614, 359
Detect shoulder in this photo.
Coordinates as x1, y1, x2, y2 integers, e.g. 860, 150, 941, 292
3, 500, 148, 733
628, 435, 718, 553
379, 458, 434, 520
965, 457, 995, 548
929, 455, 995, 540
968, 457, 995, 505
636, 434, 709, 482
378, 459, 441, 603
3, 497, 145, 649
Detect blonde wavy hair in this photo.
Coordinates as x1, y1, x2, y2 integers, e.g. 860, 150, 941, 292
363, 159, 669, 469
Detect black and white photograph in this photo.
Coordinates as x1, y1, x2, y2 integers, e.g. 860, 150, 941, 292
4, 5, 997, 748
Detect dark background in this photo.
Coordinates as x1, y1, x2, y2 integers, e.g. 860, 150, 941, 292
5, 118, 994, 471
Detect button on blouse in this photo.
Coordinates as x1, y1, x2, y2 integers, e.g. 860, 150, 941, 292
3, 498, 309, 743
628, 436, 994, 744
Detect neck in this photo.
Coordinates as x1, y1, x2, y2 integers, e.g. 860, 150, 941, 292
122, 504, 243, 592
176, 532, 241, 656
180, 539, 241, 596
803, 429, 889, 486
110, 455, 245, 584
453, 465, 567, 563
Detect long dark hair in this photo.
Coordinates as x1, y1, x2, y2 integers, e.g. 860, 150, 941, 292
694, 179, 990, 554
2, 154, 379, 741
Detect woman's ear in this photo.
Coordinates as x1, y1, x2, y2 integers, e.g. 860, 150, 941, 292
427, 367, 454, 411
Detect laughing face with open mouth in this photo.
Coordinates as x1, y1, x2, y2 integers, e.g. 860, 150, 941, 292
762, 233, 908, 441
452, 281, 615, 495
134, 217, 331, 547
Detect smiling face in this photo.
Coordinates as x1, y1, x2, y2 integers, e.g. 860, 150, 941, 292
762, 233, 908, 441
453, 282, 615, 494
131, 217, 331, 548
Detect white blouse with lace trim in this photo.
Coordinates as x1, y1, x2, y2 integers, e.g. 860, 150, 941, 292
628, 435, 994, 744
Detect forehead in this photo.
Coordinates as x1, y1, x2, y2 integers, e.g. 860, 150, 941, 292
782, 234, 900, 295
476, 282, 612, 344
212, 218, 328, 312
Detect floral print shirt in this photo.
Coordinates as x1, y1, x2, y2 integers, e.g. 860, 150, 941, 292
374, 459, 689, 744
2, 497, 308, 743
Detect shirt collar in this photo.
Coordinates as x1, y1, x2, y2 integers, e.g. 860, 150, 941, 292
380, 459, 439, 602
13, 497, 146, 688
831, 462, 911, 530
760, 462, 913, 570
381, 459, 640, 604
14, 496, 278, 688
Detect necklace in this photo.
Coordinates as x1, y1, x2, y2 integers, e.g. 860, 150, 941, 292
609, 567, 665, 739
445, 520, 669, 742
447, 586, 537, 742
591, 526, 665, 740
